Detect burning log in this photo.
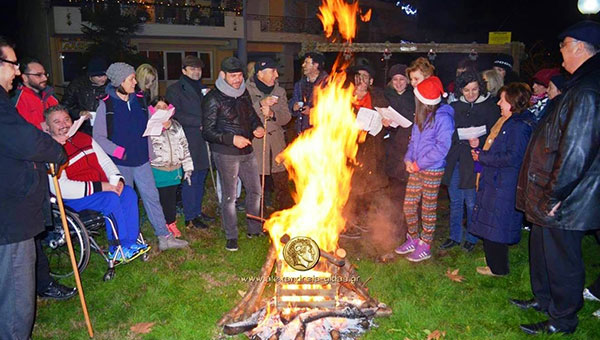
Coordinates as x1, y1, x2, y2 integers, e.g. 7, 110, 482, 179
293, 306, 371, 340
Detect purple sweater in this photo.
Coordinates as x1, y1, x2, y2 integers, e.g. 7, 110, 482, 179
404, 103, 454, 170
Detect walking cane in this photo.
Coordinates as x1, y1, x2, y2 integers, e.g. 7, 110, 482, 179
48, 163, 94, 338
260, 117, 268, 222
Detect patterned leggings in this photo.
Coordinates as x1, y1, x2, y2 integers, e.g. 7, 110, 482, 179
403, 168, 445, 244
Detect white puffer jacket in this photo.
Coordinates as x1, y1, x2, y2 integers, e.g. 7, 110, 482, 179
150, 119, 194, 173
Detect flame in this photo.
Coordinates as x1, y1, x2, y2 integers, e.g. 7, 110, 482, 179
360, 8, 372, 22
317, 0, 360, 42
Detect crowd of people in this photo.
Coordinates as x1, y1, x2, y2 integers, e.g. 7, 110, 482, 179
1, 19, 600, 339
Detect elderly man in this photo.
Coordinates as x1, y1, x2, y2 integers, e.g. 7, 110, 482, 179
166, 55, 213, 229
247, 57, 293, 211
44, 105, 148, 260
289, 51, 328, 134
202, 57, 265, 251
13, 58, 58, 129
512, 21, 600, 335
0, 37, 67, 340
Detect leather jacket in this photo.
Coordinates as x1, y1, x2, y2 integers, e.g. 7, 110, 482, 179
201, 85, 263, 155
516, 53, 600, 231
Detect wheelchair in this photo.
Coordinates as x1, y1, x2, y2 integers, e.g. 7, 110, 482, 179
43, 197, 149, 281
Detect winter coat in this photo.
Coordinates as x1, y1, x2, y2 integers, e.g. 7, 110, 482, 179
404, 104, 455, 170
383, 86, 415, 181
12, 84, 59, 130
201, 82, 263, 156
288, 70, 329, 133
442, 94, 500, 188
469, 111, 535, 244
61, 75, 107, 120
149, 119, 194, 173
246, 79, 291, 175
516, 54, 600, 231
165, 76, 210, 170
0, 88, 66, 245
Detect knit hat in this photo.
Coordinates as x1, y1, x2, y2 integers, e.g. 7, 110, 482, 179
558, 20, 600, 47
106, 62, 135, 86
532, 67, 561, 87
414, 76, 446, 105
493, 54, 514, 71
254, 57, 278, 73
87, 57, 107, 77
221, 56, 245, 74
549, 74, 567, 91
182, 55, 204, 69
389, 64, 408, 79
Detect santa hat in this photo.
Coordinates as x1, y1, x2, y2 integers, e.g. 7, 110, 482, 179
414, 76, 446, 105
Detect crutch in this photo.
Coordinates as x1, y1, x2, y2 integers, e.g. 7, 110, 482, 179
49, 163, 94, 338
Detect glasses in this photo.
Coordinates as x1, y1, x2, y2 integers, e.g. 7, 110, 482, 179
0, 57, 19, 68
559, 40, 578, 49
24, 72, 49, 78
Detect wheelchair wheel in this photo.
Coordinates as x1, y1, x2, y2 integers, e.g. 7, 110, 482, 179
44, 207, 91, 278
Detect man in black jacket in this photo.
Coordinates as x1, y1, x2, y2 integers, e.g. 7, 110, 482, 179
202, 57, 264, 251
166, 55, 213, 229
512, 21, 600, 335
0, 37, 67, 340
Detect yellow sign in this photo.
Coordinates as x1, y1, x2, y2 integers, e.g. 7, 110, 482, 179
488, 32, 512, 45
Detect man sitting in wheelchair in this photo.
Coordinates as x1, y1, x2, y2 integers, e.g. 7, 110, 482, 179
44, 105, 149, 262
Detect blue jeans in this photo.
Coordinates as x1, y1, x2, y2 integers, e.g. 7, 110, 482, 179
182, 169, 208, 221
213, 152, 262, 240
64, 185, 140, 251
448, 165, 478, 244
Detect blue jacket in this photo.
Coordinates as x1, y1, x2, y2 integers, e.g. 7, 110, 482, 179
288, 71, 328, 134
469, 111, 534, 244
404, 104, 454, 170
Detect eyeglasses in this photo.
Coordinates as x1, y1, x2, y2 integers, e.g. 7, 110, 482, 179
24, 72, 49, 78
559, 40, 578, 49
0, 57, 19, 68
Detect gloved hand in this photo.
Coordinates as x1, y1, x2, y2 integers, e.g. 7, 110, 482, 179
184, 171, 192, 186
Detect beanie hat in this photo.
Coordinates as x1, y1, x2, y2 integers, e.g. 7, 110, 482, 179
389, 64, 408, 79
549, 74, 567, 91
221, 56, 245, 74
493, 54, 514, 71
532, 67, 561, 87
87, 57, 107, 77
254, 57, 278, 73
414, 76, 446, 105
106, 62, 135, 86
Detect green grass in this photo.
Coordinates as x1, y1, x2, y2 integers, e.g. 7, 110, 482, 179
33, 187, 600, 340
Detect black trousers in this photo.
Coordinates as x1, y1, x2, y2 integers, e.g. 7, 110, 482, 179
529, 224, 585, 331
158, 185, 178, 224
483, 239, 509, 275
35, 236, 54, 294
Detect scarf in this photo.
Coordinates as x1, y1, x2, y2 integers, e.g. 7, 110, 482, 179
353, 91, 372, 110
253, 74, 274, 95
215, 75, 246, 98
476, 115, 510, 190
182, 75, 203, 98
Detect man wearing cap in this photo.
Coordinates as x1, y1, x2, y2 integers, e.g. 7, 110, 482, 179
289, 51, 328, 135
61, 57, 109, 135
202, 56, 265, 251
247, 57, 293, 212
166, 55, 214, 229
12, 58, 58, 130
513, 21, 600, 335
493, 53, 520, 84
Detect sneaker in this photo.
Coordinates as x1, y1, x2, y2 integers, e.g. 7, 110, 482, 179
166, 222, 182, 237
584, 288, 600, 302
129, 242, 150, 253
246, 232, 265, 239
462, 241, 476, 252
406, 240, 431, 262
593, 309, 600, 319
395, 234, 417, 255
200, 212, 215, 222
236, 201, 245, 212
439, 238, 460, 250
226, 239, 238, 251
191, 217, 209, 229
158, 234, 189, 251
109, 246, 140, 262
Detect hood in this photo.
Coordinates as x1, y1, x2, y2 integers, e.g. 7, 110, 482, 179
459, 91, 491, 104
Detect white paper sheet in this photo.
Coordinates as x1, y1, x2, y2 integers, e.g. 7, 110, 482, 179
375, 106, 413, 128
67, 116, 87, 138
143, 108, 175, 137
457, 125, 487, 140
356, 107, 383, 136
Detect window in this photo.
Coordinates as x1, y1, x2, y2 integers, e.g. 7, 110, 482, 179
60, 52, 86, 83
140, 50, 212, 81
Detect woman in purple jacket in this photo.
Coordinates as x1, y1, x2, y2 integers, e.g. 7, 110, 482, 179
395, 76, 455, 262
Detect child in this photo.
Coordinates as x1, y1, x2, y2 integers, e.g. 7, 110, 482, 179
148, 97, 194, 237
395, 76, 454, 262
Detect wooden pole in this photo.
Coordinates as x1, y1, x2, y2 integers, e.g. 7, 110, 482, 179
260, 118, 268, 222
49, 164, 94, 338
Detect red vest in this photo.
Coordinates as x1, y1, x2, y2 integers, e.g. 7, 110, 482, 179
13, 85, 59, 130
63, 132, 108, 183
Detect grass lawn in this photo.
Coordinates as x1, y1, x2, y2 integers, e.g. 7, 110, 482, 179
33, 187, 600, 340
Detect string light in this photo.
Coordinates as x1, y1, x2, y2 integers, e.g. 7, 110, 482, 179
58, 0, 243, 12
